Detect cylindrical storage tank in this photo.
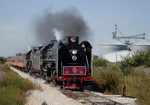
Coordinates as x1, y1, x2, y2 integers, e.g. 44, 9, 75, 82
130, 40, 150, 52
99, 39, 128, 55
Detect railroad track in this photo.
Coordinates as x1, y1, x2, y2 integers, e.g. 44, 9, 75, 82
60, 89, 122, 105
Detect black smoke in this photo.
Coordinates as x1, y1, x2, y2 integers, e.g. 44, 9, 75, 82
34, 7, 90, 44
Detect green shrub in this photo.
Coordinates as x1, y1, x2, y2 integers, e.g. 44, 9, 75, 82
121, 49, 150, 67
93, 57, 108, 67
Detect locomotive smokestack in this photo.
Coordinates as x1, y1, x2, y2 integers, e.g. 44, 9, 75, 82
34, 7, 90, 44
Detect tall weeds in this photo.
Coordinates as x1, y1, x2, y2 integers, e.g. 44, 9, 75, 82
93, 55, 150, 105
0, 65, 34, 105
0, 64, 9, 84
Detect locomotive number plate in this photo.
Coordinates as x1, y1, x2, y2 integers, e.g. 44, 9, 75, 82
63, 66, 86, 75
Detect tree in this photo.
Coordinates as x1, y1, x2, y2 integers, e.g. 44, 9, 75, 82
0, 57, 6, 64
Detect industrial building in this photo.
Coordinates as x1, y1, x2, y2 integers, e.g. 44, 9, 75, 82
99, 25, 150, 62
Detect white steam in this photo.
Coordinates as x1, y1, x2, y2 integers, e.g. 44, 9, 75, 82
53, 29, 63, 41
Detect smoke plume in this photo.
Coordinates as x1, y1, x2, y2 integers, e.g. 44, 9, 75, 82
34, 7, 90, 44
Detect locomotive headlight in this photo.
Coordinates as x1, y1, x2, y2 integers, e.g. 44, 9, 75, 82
72, 50, 77, 54
72, 55, 77, 61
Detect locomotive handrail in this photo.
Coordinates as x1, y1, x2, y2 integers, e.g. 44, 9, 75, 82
42, 59, 55, 62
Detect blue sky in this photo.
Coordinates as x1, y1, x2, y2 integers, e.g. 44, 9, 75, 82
0, 0, 150, 57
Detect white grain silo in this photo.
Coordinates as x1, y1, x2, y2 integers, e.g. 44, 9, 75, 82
99, 39, 128, 56
130, 40, 150, 52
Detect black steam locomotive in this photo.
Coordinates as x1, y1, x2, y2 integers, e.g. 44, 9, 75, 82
9, 36, 92, 90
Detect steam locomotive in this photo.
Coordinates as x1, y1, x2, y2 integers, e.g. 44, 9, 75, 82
7, 36, 92, 90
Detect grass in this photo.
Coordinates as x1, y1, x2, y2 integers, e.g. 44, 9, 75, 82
0, 65, 35, 105
92, 54, 150, 105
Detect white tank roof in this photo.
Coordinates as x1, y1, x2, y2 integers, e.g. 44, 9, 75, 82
100, 39, 126, 45
133, 40, 150, 45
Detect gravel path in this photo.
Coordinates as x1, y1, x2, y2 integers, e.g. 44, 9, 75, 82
90, 91, 137, 105
10, 67, 82, 105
